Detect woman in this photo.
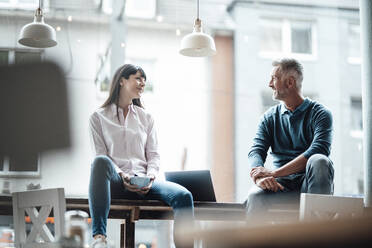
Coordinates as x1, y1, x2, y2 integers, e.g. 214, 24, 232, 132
89, 64, 194, 247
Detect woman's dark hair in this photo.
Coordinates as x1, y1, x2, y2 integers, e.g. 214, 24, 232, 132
101, 64, 146, 119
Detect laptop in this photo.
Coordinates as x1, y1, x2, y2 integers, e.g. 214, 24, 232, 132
165, 170, 217, 202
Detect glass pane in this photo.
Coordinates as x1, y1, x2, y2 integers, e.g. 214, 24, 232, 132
348, 24, 360, 58
260, 23, 282, 53
0, 51, 8, 65
18, 0, 37, 4
291, 22, 312, 54
14, 51, 41, 64
0, 155, 4, 171
9, 153, 38, 172
351, 97, 363, 131
125, 0, 156, 19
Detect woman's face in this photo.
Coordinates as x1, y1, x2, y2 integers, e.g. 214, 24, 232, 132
120, 71, 146, 100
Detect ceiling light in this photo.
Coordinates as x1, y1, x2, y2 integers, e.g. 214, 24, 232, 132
179, 0, 216, 57
18, 0, 57, 48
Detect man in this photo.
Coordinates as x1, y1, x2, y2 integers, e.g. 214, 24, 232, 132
245, 58, 334, 218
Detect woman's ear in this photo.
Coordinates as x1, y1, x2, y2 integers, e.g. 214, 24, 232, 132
119, 78, 125, 86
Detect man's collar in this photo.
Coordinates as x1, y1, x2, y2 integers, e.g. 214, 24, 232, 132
280, 98, 310, 115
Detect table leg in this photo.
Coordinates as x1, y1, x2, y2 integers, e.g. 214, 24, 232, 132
120, 218, 135, 248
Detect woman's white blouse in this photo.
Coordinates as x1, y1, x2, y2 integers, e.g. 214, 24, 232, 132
89, 104, 160, 177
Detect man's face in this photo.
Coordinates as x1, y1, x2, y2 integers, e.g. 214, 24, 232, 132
268, 66, 289, 101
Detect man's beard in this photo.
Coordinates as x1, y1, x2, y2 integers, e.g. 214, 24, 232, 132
272, 89, 288, 101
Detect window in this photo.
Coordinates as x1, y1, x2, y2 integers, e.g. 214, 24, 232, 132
0, 48, 42, 177
95, 52, 156, 97
0, 51, 8, 65
102, 0, 156, 19
350, 97, 363, 138
259, 20, 282, 53
0, 0, 40, 10
95, 45, 111, 98
348, 23, 361, 64
259, 18, 317, 60
125, 0, 156, 19
0, 48, 42, 65
291, 22, 313, 54
0, 154, 40, 178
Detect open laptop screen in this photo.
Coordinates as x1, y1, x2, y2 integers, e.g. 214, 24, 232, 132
165, 170, 217, 202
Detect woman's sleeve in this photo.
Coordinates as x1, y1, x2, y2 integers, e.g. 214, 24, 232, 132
145, 115, 160, 178
89, 112, 122, 173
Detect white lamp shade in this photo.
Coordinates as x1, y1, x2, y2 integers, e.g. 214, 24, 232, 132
179, 31, 216, 57
18, 9, 57, 48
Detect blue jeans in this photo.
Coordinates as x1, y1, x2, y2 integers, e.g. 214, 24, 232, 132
246, 154, 334, 216
88, 155, 194, 238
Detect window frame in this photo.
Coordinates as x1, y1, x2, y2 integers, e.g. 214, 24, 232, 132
0, 47, 43, 178
347, 22, 361, 65
0, 155, 41, 178
258, 18, 318, 61
0, 47, 44, 64
0, 0, 49, 10
350, 96, 363, 139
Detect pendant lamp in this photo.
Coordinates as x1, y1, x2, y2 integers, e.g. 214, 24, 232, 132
179, 0, 216, 57
18, 0, 57, 48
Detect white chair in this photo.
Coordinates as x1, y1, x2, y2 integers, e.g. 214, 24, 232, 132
12, 188, 66, 248
299, 193, 364, 221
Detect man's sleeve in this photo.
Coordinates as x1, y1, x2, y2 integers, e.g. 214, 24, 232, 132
247, 115, 272, 169
303, 107, 333, 158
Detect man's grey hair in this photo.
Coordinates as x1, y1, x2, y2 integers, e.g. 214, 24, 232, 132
272, 58, 304, 89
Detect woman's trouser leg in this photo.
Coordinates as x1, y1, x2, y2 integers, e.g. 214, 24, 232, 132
88, 155, 124, 237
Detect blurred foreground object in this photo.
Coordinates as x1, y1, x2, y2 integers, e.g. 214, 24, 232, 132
12, 188, 66, 247
63, 210, 89, 248
0, 61, 70, 171
178, 216, 372, 248
300, 193, 364, 221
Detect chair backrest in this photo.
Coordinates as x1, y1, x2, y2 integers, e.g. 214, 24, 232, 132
12, 188, 66, 248
300, 193, 364, 221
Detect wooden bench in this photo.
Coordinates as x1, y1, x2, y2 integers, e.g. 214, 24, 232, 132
0, 195, 246, 248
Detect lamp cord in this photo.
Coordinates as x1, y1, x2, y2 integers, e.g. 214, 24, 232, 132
197, 0, 199, 20
39, 0, 41, 9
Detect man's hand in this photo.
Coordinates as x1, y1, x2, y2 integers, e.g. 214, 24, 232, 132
250, 167, 274, 183
256, 177, 284, 192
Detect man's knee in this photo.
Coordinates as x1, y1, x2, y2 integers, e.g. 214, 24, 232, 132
245, 187, 268, 212
306, 154, 334, 178
305, 154, 334, 194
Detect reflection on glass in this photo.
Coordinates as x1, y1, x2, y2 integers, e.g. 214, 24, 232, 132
260, 22, 282, 53
291, 22, 312, 54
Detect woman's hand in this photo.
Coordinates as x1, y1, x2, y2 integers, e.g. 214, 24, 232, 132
119, 172, 142, 192
138, 176, 155, 195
